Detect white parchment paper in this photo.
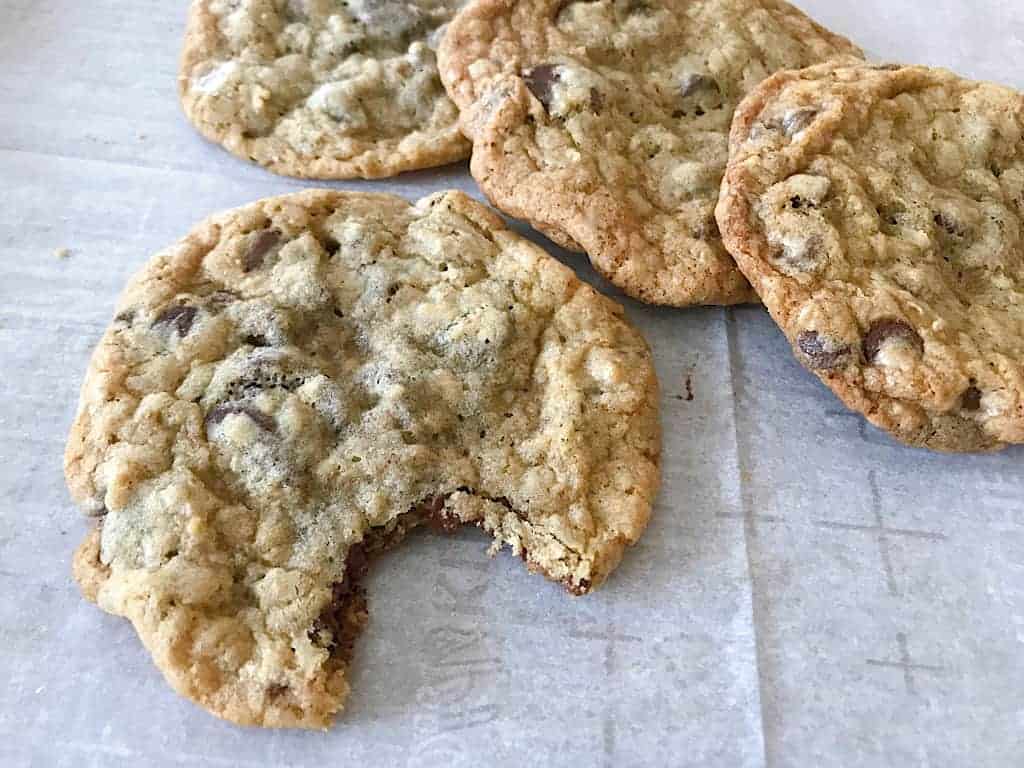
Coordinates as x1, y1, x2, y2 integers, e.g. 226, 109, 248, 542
0, 2, 1021, 766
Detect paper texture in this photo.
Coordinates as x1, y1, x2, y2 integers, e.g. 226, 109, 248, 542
0, 2, 1021, 766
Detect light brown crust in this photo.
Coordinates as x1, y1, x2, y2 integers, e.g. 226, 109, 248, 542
179, 0, 469, 179
65, 189, 661, 727
439, 0, 862, 305
717, 62, 1024, 452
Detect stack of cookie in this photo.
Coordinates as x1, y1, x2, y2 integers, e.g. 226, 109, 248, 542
65, 0, 1022, 729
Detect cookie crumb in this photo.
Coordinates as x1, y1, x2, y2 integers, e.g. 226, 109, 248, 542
54, 247, 70, 259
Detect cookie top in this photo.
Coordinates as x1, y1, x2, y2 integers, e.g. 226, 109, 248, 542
438, 0, 861, 306
65, 190, 660, 727
717, 62, 1024, 451
179, 0, 469, 178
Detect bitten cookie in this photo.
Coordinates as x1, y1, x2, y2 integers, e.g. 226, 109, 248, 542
438, 0, 861, 306
179, 0, 469, 178
717, 62, 1024, 452
65, 190, 661, 728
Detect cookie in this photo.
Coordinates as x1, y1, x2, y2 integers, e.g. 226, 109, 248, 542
717, 62, 1024, 452
438, 0, 862, 306
179, 0, 470, 178
64, 189, 661, 727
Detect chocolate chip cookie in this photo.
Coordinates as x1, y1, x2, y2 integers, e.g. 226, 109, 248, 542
717, 62, 1024, 451
65, 190, 661, 727
438, 0, 862, 306
180, 0, 469, 178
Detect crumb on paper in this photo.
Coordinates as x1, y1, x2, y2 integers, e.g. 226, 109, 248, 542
673, 374, 696, 402
54, 247, 70, 259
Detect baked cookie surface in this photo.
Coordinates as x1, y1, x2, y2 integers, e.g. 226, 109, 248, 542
438, 0, 861, 306
717, 62, 1024, 451
65, 190, 660, 727
180, 0, 470, 178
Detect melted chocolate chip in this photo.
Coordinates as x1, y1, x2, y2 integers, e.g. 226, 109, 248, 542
797, 331, 851, 370
343, 543, 369, 585
418, 495, 460, 534
310, 543, 370, 662
242, 229, 281, 273
266, 684, 288, 699
115, 309, 135, 326
153, 305, 198, 337
523, 64, 560, 112
782, 108, 819, 137
205, 403, 277, 434
589, 87, 604, 113
962, 385, 982, 411
862, 319, 924, 364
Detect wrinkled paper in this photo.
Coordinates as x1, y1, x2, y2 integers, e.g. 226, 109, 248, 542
0, 2, 1021, 766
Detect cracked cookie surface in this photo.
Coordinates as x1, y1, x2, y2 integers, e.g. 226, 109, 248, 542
180, 0, 469, 178
717, 62, 1024, 451
438, 0, 861, 306
65, 190, 660, 727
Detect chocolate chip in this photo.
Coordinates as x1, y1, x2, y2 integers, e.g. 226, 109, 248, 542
553, 0, 599, 17
266, 684, 288, 699
344, 543, 369, 584
862, 319, 924, 364
523, 64, 560, 112
153, 305, 198, 337
589, 87, 604, 113
933, 212, 966, 238
209, 291, 237, 308
962, 385, 982, 411
242, 229, 281, 273
782, 108, 819, 137
243, 334, 270, 347
418, 495, 460, 534
564, 577, 591, 596
797, 331, 851, 370
205, 403, 276, 434
676, 74, 722, 117
679, 73, 720, 99
310, 543, 370, 661
115, 309, 135, 325
768, 234, 824, 272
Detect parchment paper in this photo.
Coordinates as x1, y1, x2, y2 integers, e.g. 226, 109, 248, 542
0, 2, 1021, 766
